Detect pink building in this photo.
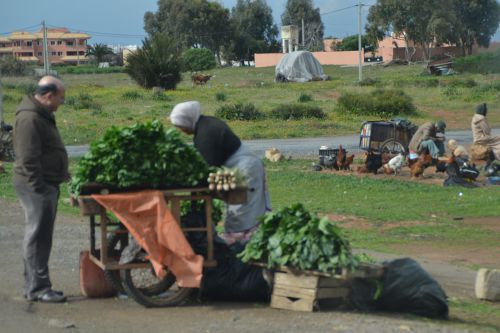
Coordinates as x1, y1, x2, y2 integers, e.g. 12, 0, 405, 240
0, 28, 91, 64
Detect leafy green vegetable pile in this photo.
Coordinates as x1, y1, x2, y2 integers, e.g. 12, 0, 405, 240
239, 203, 359, 272
70, 120, 210, 195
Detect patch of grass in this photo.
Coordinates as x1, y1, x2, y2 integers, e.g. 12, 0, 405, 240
121, 90, 143, 100
449, 297, 500, 331
215, 103, 264, 121
298, 92, 313, 102
215, 91, 227, 102
270, 104, 326, 120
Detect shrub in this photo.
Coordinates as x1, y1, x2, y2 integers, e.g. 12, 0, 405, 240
358, 78, 380, 87
215, 92, 227, 102
215, 103, 264, 121
0, 55, 27, 76
122, 90, 143, 100
446, 78, 477, 88
125, 35, 181, 89
270, 104, 326, 120
16, 82, 37, 95
181, 48, 216, 72
298, 93, 313, 102
336, 89, 416, 118
65, 92, 102, 111
454, 50, 500, 74
2, 93, 21, 103
151, 92, 172, 101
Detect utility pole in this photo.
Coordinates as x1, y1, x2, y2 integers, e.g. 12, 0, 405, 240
0, 79, 4, 124
42, 20, 50, 75
301, 18, 305, 50
357, 1, 363, 82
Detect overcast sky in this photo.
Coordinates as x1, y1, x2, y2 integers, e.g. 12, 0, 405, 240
1, 0, 499, 46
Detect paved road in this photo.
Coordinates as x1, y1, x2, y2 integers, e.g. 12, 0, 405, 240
67, 129, 500, 158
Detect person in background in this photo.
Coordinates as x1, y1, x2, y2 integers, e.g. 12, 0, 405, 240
471, 103, 500, 160
169, 101, 271, 245
408, 120, 446, 162
13, 76, 69, 303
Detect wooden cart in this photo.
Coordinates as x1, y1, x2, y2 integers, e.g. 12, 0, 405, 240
73, 186, 247, 307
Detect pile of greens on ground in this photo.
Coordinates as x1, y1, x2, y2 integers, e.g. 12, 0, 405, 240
70, 120, 210, 195
239, 203, 359, 273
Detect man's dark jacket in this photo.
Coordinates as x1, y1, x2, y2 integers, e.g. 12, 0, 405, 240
13, 96, 69, 192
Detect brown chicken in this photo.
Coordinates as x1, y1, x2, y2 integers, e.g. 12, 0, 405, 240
409, 152, 433, 178
335, 144, 345, 170
342, 154, 355, 170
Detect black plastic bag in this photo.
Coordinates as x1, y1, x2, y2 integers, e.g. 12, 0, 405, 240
201, 243, 270, 302
376, 258, 449, 319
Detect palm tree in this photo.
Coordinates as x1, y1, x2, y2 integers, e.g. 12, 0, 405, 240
86, 43, 113, 64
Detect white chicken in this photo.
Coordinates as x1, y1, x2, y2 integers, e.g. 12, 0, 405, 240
384, 153, 405, 175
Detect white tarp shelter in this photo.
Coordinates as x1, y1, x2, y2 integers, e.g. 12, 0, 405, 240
275, 51, 328, 83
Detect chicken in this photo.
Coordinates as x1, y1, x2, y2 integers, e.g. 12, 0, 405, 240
342, 154, 355, 171
322, 155, 337, 169
336, 145, 345, 170
409, 152, 433, 178
366, 152, 382, 174
384, 153, 405, 175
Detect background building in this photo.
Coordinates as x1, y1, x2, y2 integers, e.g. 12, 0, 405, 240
0, 27, 91, 65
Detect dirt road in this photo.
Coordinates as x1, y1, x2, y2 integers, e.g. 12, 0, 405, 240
0, 198, 496, 333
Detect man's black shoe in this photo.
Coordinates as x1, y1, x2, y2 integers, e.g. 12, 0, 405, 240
34, 290, 67, 303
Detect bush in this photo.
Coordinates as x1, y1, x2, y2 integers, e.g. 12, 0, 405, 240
336, 89, 416, 118
16, 82, 37, 95
181, 48, 216, 72
58, 65, 124, 74
215, 92, 227, 102
358, 78, 381, 87
125, 35, 181, 89
122, 90, 143, 100
298, 93, 313, 102
270, 104, 326, 120
215, 103, 264, 121
454, 50, 500, 74
65, 92, 102, 111
2, 93, 21, 103
446, 77, 477, 88
0, 55, 27, 76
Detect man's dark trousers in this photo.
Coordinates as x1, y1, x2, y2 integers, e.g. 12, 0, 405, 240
14, 181, 60, 300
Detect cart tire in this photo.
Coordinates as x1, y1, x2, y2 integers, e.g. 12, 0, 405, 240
380, 139, 406, 155
104, 231, 128, 294
120, 267, 193, 308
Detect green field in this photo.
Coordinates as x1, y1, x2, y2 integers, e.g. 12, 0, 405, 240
1, 64, 499, 144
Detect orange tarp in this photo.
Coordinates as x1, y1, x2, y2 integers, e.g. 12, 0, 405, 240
92, 190, 203, 288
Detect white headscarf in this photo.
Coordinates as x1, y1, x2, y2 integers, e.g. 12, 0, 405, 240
170, 101, 202, 131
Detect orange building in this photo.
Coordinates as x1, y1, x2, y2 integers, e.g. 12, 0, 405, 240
0, 27, 91, 64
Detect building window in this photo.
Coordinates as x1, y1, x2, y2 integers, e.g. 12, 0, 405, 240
67, 51, 77, 56
51, 51, 57, 56
66, 41, 74, 46
50, 41, 55, 45
27, 41, 33, 47
37, 40, 41, 46
57, 51, 63, 56
37, 52, 42, 56
0, 43, 4, 48
14, 41, 21, 46
79, 51, 85, 55
79, 40, 85, 45
57, 40, 62, 45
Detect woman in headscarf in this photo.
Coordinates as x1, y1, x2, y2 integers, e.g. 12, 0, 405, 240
170, 101, 271, 245
471, 103, 500, 160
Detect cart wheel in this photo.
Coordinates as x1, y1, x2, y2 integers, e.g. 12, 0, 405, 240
380, 139, 406, 155
120, 266, 193, 308
104, 231, 128, 294
0, 132, 15, 162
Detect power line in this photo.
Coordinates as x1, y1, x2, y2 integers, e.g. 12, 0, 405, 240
320, 5, 357, 16
0, 23, 42, 35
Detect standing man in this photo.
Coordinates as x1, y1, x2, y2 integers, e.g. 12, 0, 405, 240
408, 120, 447, 161
13, 76, 69, 303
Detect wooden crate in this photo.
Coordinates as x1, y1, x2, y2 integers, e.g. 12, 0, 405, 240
270, 271, 349, 312
269, 264, 384, 312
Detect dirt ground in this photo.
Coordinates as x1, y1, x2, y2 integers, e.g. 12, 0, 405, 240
0, 198, 498, 333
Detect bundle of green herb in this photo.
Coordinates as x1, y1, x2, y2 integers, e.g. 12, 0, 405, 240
70, 120, 210, 195
239, 203, 358, 273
